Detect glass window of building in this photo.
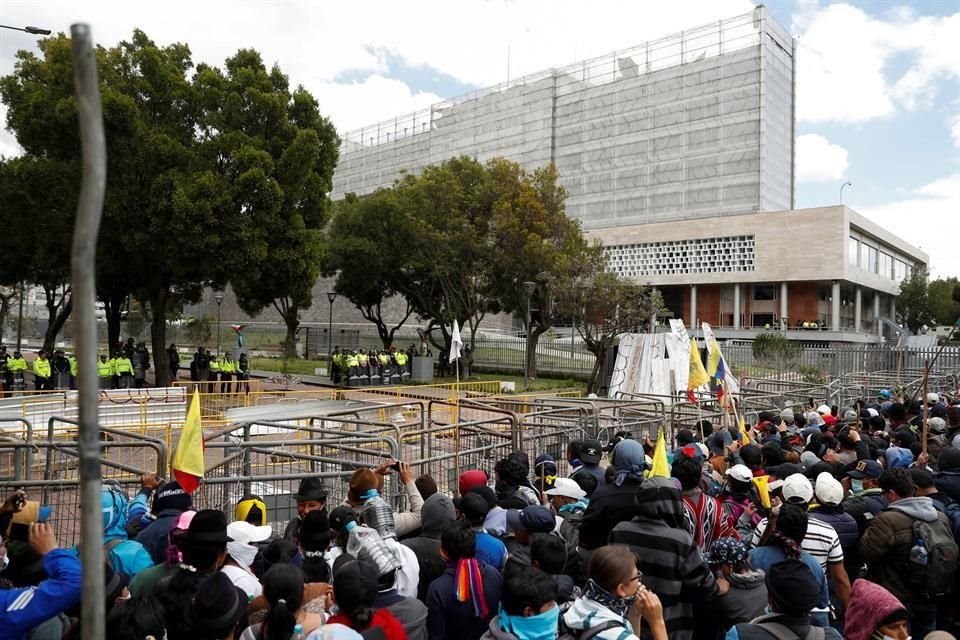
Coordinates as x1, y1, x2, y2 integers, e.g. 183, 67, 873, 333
879, 252, 893, 279
860, 244, 872, 271
868, 246, 879, 274
848, 237, 859, 266
753, 285, 777, 300
895, 259, 907, 282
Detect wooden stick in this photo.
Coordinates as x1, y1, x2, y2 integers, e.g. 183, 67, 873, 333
922, 359, 929, 458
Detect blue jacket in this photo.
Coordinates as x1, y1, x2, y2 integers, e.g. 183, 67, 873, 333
135, 509, 183, 565
0, 549, 82, 640
102, 488, 154, 579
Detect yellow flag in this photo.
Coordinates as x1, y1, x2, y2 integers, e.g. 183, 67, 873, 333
649, 427, 671, 478
173, 389, 205, 494
753, 474, 771, 509
687, 342, 709, 402
739, 415, 752, 445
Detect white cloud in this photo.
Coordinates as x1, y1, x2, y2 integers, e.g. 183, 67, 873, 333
857, 173, 960, 278
796, 133, 849, 182
951, 114, 960, 149
313, 76, 442, 137
793, 3, 960, 123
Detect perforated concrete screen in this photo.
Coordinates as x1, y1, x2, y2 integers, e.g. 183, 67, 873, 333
606, 235, 757, 277
331, 7, 795, 230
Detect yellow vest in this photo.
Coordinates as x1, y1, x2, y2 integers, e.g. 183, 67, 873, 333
395, 352, 408, 366
8, 357, 27, 372
33, 359, 51, 378
209, 359, 221, 373
116, 357, 133, 374
97, 361, 113, 377
220, 359, 234, 373
346, 354, 359, 367
69, 357, 78, 377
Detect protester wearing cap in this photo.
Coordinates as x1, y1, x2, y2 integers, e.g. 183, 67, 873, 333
223, 520, 272, 598
185, 571, 247, 640
135, 480, 193, 565
458, 470, 489, 497
504, 505, 555, 555
236, 494, 269, 527
935, 446, 960, 503
704, 537, 767, 633
579, 438, 646, 550
545, 478, 587, 520
728, 559, 842, 640
573, 439, 605, 484
750, 473, 850, 611
809, 472, 861, 588
842, 460, 888, 534
283, 477, 328, 543
718, 465, 764, 536
909, 467, 951, 511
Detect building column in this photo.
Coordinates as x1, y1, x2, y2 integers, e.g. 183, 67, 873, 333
890, 296, 897, 325
649, 287, 658, 333
854, 287, 863, 332
779, 282, 788, 328
831, 280, 841, 332
873, 293, 881, 335
689, 284, 698, 329
733, 284, 742, 329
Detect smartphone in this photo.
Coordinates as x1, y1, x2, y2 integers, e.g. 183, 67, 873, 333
392, 461, 402, 471
8, 522, 30, 543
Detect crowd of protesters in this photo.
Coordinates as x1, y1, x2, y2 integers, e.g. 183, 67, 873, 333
4, 389, 960, 640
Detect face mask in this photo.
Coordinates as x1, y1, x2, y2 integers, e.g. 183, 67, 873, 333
851, 479, 864, 494
1, 555, 8, 572
872, 633, 909, 640
226, 541, 259, 569
498, 603, 559, 640
584, 578, 638, 618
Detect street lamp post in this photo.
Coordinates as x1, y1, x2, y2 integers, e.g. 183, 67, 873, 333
0, 24, 52, 35
522, 281, 536, 390
15, 282, 25, 351
214, 293, 224, 355
840, 181, 853, 205
326, 292, 337, 368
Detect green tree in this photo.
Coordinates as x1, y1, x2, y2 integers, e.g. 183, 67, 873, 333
556, 270, 661, 394
896, 269, 934, 335
200, 51, 339, 357
486, 159, 602, 380
324, 190, 415, 348
927, 277, 960, 327
752, 331, 799, 371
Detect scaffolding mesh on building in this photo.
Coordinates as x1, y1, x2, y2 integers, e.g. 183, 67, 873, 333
331, 7, 795, 230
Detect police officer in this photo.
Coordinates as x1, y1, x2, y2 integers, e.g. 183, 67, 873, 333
395, 348, 409, 380
196, 347, 210, 382
237, 352, 250, 393
330, 346, 341, 384
219, 352, 234, 393
168, 344, 180, 381
133, 342, 150, 388
208, 352, 221, 387
345, 349, 359, 386
51, 350, 70, 390
33, 350, 52, 390
114, 351, 134, 388
8, 351, 27, 393
0, 345, 8, 396
97, 354, 113, 389
68, 352, 78, 389
357, 349, 370, 386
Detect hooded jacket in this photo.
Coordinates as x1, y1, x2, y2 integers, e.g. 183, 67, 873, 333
135, 508, 185, 565
578, 477, 643, 549
402, 493, 456, 601
426, 563, 502, 640
101, 488, 154, 579
727, 613, 842, 640
935, 473, 960, 503
374, 588, 429, 640
710, 570, 768, 632
0, 550, 82, 640
842, 579, 907, 640
859, 496, 950, 603
609, 478, 716, 640
561, 595, 638, 640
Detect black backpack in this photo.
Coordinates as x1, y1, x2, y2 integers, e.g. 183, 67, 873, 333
906, 516, 959, 598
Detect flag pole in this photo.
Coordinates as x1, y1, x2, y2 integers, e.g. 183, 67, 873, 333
693, 321, 704, 438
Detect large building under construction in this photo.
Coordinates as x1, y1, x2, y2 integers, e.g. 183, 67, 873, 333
331, 6, 926, 343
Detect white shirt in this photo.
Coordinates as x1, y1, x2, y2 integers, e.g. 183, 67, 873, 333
751, 516, 843, 572
222, 563, 263, 598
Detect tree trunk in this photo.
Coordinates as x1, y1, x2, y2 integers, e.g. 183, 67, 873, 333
150, 288, 170, 387
281, 303, 299, 359
102, 290, 126, 353
526, 325, 551, 381
0, 292, 11, 344
42, 290, 73, 354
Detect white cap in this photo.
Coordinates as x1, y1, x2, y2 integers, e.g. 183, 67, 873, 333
805, 412, 824, 427
695, 443, 709, 458
545, 477, 587, 500
817, 404, 832, 416
782, 473, 814, 504
926, 392, 940, 404
227, 520, 273, 545
867, 408, 879, 418
815, 472, 844, 506
726, 464, 752, 483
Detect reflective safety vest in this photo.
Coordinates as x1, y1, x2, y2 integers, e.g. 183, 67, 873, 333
357, 354, 369, 367
209, 359, 221, 373
346, 354, 359, 367
220, 359, 234, 374
378, 353, 390, 365
395, 352, 408, 366
97, 361, 113, 378
115, 357, 133, 374
69, 357, 78, 377
108, 358, 118, 376
33, 359, 51, 378
8, 357, 28, 372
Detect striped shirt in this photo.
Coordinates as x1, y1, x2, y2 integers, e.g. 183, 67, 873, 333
750, 516, 843, 572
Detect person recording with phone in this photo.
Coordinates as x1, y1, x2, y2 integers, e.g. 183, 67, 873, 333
345, 459, 425, 537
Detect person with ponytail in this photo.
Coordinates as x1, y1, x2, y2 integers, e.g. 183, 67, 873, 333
325, 557, 408, 640
241, 564, 324, 640
426, 521, 502, 640
747, 503, 830, 627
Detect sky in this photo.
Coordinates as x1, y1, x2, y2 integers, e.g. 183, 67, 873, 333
1, 0, 958, 276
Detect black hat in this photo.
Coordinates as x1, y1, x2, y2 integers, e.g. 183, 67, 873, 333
332, 557, 379, 612
580, 440, 602, 464
766, 559, 821, 616
185, 572, 246, 633
153, 481, 192, 514
909, 467, 935, 489
300, 509, 333, 550
185, 509, 232, 544
458, 492, 490, 522
328, 505, 357, 532
294, 477, 328, 502
468, 485, 498, 511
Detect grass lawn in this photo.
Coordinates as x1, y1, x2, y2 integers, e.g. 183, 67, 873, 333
248, 356, 327, 376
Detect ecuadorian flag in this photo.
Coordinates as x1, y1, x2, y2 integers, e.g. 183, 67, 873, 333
173, 389, 205, 494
